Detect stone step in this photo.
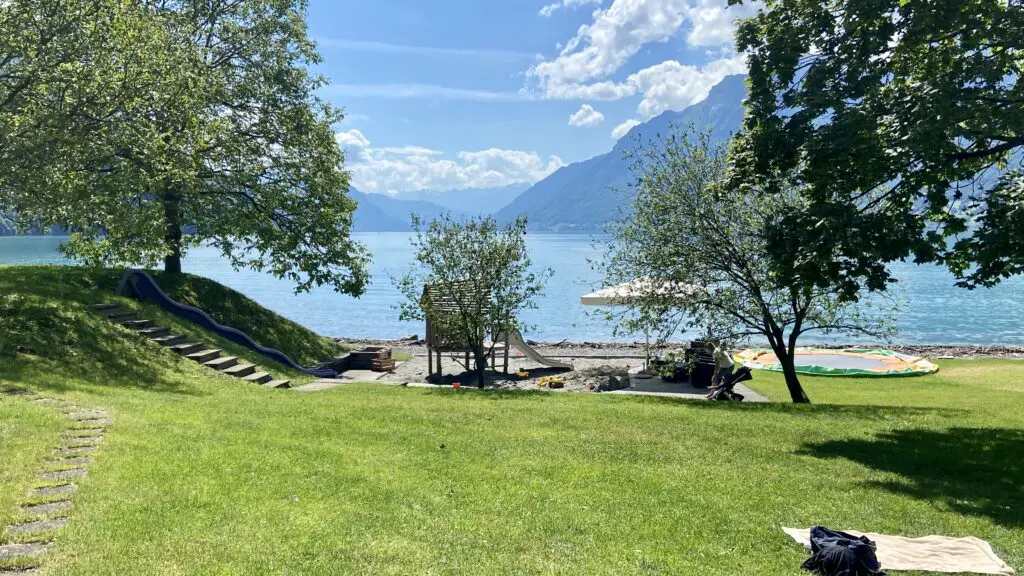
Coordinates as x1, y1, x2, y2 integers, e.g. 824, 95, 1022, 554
169, 342, 204, 355
0, 541, 48, 560
106, 311, 136, 321
204, 356, 239, 371
223, 363, 257, 378
264, 380, 291, 389
186, 349, 221, 363
121, 319, 155, 330
153, 334, 188, 346
138, 326, 171, 338
5, 517, 68, 537
243, 371, 272, 384
22, 500, 72, 517
89, 303, 120, 311
29, 484, 77, 497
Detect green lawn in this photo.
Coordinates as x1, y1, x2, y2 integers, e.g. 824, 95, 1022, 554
1, 267, 1021, 574
0, 393, 66, 542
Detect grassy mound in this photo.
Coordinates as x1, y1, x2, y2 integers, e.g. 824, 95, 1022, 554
0, 266, 342, 367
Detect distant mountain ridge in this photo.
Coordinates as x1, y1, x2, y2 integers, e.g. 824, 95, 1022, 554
494, 74, 748, 231
391, 183, 529, 215
350, 189, 465, 232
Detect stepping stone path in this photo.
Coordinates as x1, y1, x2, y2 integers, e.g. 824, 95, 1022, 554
90, 303, 292, 389
0, 390, 112, 573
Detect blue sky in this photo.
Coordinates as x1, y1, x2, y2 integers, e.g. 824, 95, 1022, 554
310, 0, 756, 194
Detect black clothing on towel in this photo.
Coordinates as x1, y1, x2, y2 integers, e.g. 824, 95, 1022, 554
800, 526, 886, 576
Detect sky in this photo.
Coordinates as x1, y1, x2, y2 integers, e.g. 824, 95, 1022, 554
311, 0, 757, 195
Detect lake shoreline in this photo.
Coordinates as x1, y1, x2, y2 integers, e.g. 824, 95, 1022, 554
336, 337, 1024, 360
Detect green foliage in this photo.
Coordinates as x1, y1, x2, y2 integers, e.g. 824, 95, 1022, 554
396, 214, 551, 385
602, 126, 895, 402
730, 0, 1023, 294
1, 0, 368, 294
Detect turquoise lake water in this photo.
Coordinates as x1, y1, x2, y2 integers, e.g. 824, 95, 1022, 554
2, 234, 1022, 344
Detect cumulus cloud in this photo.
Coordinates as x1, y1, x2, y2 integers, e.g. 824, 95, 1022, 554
336, 129, 371, 150
629, 53, 746, 117
611, 119, 642, 139
568, 104, 606, 127
335, 130, 564, 194
539, 0, 602, 18
524, 0, 757, 115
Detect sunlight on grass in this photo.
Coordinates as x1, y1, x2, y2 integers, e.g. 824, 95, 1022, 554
1, 266, 1022, 574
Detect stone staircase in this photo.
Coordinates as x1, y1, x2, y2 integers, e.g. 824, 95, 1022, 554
91, 303, 291, 389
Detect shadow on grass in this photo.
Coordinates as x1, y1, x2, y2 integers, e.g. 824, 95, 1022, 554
0, 267, 203, 395
801, 428, 1024, 527
611, 393, 969, 419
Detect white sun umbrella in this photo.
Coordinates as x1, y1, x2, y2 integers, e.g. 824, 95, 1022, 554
580, 278, 700, 368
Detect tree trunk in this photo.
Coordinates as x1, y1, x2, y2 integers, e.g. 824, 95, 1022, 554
163, 189, 183, 274
776, 349, 811, 404
473, 348, 487, 389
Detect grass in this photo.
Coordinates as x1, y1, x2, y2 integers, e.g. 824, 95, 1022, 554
0, 265, 343, 366
0, 392, 66, 544
0, 266, 1022, 574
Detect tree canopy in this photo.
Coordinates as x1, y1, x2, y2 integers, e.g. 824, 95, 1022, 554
397, 214, 551, 387
1, 0, 368, 294
730, 0, 1023, 296
602, 128, 894, 403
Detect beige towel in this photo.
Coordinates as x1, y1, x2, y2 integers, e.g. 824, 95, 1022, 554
783, 527, 1014, 575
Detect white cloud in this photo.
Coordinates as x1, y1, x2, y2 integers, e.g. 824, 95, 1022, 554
568, 104, 606, 127
683, 0, 761, 47
539, 0, 602, 18
629, 53, 746, 117
611, 119, 642, 139
523, 53, 745, 117
336, 129, 370, 150
336, 130, 564, 193
324, 83, 526, 102
524, 0, 756, 114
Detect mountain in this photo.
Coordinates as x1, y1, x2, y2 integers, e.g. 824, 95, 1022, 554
349, 189, 461, 232
495, 74, 748, 231
391, 183, 530, 215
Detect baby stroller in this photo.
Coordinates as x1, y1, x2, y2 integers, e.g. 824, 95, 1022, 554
706, 366, 752, 401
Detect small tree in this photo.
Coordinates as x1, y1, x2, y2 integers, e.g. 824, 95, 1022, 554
397, 214, 552, 388
601, 127, 894, 403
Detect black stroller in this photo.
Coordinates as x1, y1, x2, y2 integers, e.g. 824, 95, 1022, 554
706, 366, 752, 401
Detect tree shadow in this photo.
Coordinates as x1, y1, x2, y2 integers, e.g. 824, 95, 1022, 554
621, 395, 969, 419
0, 266, 204, 396
801, 428, 1024, 527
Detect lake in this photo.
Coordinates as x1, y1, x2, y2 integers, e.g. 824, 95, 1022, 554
2, 234, 1023, 344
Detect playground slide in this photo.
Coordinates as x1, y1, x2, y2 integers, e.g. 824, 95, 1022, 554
116, 270, 337, 378
503, 331, 573, 370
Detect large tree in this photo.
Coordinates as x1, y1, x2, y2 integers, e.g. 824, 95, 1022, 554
1, 0, 176, 232
602, 128, 893, 403
3, 0, 368, 294
730, 0, 1023, 296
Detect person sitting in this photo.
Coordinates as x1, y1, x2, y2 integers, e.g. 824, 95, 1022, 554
712, 342, 735, 386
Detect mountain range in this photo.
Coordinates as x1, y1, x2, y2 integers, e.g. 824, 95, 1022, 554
349, 74, 748, 233
494, 74, 747, 231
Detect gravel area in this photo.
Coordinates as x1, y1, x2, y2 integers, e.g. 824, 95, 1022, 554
332, 338, 1024, 397
337, 338, 1024, 361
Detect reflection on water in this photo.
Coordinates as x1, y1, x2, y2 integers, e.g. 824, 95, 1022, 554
2, 234, 1022, 344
